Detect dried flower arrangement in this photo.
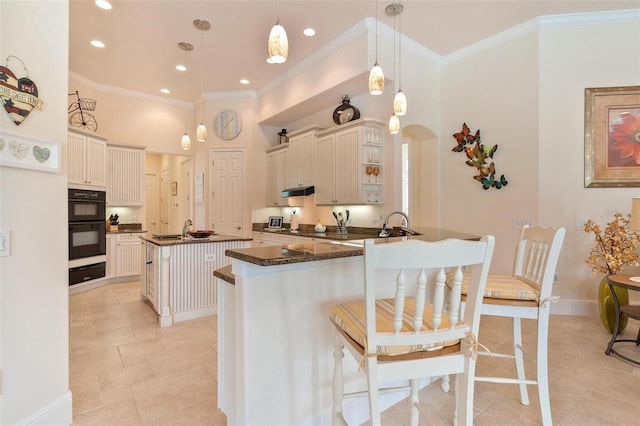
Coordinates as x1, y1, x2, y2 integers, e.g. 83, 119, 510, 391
583, 212, 640, 275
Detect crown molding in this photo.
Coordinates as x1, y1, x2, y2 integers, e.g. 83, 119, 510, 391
69, 70, 194, 109
443, 8, 640, 64
201, 91, 257, 101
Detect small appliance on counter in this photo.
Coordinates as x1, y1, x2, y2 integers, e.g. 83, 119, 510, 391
291, 210, 300, 232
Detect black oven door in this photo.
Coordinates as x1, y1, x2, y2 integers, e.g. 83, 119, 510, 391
69, 221, 106, 260
68, 199, 106, 222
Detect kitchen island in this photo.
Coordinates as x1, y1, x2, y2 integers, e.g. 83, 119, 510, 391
140, 234, 250, 327
216, 228, 478, 425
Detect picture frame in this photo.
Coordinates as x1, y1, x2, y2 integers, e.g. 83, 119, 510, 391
584, 86, 640, 188
0, 129, 61, 173
171, 181, 177, 196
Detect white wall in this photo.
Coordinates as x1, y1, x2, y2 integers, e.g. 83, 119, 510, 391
539, 19, 640, 304
1, 1, 72, 424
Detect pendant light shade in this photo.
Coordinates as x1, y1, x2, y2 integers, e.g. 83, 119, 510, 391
268, 20, 288, 64
369, 63, 384, 95
369, 0, 384, 95
393, 89, 407, 116
194, 19, 210, 142
181, 132, 191, 150
388, 113, 400, 134
197, 122, 207, 142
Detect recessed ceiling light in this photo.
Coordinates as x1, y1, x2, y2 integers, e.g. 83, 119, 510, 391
161, 88, 170, 94
240, 79, 250, 85
94, 0, 112, 10
90, 40, 105, 48
303, 28, 316, 37
176, 65, 186, 71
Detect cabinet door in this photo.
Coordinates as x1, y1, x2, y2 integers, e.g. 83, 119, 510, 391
314, 134, 336, 205
67, 133, 87, 185
266, 149, 288, 207
299, 132, 315, 187
115, 235, 142, 276
105, 234, 115, 279
85, 137, 107, 187
287, 132, 316, 188
107, 146, 144, 206
334, 127, 361, 204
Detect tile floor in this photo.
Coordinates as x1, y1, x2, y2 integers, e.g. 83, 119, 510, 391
70, 280, 640, 425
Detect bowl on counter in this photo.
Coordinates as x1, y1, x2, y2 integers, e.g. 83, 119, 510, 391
188, 230, 216, 239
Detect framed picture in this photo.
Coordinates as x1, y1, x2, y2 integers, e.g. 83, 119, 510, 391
585, 86, 640, 187
171, 181, 177, 196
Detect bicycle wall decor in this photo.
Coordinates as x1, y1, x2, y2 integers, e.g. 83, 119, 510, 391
68, 90, 98, 132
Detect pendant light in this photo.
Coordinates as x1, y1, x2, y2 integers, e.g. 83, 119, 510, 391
389, 113, 400, 134
194, 19, 210, 142
268, 2, 288, 65
368, 0, 384, 95
178, 42, 193, 150
392, 3, 407, 115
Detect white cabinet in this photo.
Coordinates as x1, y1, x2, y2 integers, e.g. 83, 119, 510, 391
287, 126, 325, 188
105, 234, 115, 279
266, 146, 289, 207
107, 145, 145, 206
252, 231, 301, 247
114, 233, 143, 277
315, 119, 384, 205
67, 130, 107, 188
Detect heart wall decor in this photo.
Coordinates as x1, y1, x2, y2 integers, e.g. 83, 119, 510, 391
0, 56, 44, 126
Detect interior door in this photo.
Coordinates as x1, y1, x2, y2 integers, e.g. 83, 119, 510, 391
145, 173, 159, 235
210, 149, 244, 236
160, 168, 170, 234
180, 160, 192, 229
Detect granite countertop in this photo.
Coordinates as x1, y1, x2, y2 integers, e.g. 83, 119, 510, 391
140, 234, 252, 246
227, 227, 480, 267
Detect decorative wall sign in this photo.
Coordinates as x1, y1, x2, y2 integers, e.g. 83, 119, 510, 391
452, 123, 507, 190
0, 56, 44, 126
0, 129, 60, 173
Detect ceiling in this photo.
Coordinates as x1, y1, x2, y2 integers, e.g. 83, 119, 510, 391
69, 0, 640, 103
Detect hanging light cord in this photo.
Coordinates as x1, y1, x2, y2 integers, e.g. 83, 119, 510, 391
200, 29, 204, 95
398, 8, 402, 90
375, 0, 379, 62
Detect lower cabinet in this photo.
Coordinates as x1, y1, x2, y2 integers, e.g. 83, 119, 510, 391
107, 233, 143, 278
252, 231, 301, 247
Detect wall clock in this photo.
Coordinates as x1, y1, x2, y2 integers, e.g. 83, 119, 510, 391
215, 109, 242, 140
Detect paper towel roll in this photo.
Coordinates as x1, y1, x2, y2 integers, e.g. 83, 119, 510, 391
291, 214, 300, 230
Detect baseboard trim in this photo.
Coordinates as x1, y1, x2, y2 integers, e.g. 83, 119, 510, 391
20, 390, 72, 426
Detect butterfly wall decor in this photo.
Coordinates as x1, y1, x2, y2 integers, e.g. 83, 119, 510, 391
452, 122, 508, 190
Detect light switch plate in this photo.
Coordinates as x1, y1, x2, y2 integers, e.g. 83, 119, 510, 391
0, 230, 10, 257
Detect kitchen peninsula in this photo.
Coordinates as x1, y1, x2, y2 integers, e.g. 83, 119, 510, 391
216, 228, 478, 425
140, 234, 250, 327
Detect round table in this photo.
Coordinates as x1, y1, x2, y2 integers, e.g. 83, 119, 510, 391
605, 274, 640, 365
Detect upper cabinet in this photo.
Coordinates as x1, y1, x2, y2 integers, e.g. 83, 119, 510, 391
107, 144, 145, 206
266, 145, 289, 207
314, 119, 384, 206
67, 129, 107, 188
287, 125, 326, 188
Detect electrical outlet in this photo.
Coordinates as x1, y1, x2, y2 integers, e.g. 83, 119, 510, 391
513, 219, 531, 229
554, 273, 559, 283
204, 253, 215, 262
576, 219, 587, 231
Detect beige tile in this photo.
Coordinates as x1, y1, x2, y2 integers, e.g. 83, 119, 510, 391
140, 399, 216, 425
131, 367, 217, 421
146, 341, 217, 378
118, 339, 165, 366
99, 361, 156, 391
71, 326, 137, 355
101, 384, 135, 406
72, 390, 102, 416
72, 400, 141, 425
70, 346, 123, 379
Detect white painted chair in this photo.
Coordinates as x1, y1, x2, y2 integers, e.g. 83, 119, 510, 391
447, 225, 565, 426
330, 236, 495, 426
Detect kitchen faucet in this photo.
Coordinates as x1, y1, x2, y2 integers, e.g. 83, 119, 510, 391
182, 219, 193, 237
379, 211, 413, 237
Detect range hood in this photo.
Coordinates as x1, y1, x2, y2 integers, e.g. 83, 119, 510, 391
281, 185, 314, 197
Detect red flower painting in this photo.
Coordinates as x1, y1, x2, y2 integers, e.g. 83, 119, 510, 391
608, 109, 640, 167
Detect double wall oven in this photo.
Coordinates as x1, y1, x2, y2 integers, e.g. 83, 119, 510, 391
68, 188, 107, 286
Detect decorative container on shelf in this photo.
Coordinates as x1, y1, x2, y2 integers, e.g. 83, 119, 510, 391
598, 277, 628, 334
